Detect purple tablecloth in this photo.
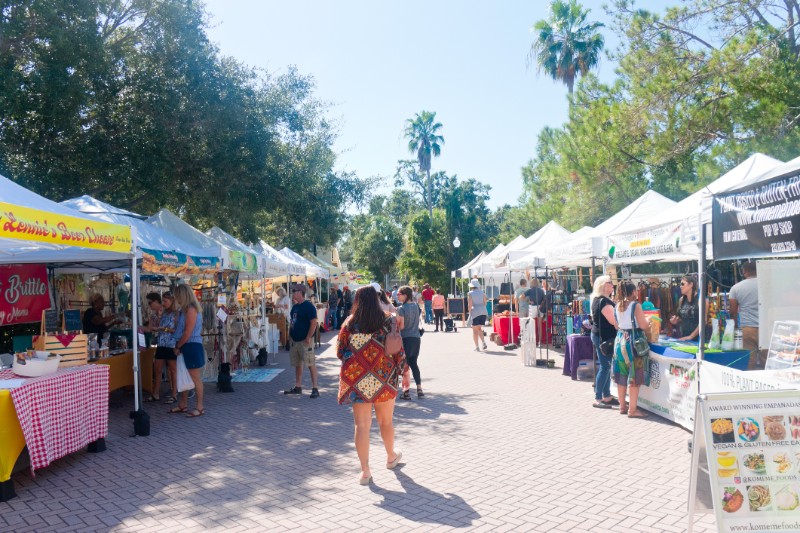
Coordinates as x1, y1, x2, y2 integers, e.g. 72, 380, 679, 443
563, 334, 595, 379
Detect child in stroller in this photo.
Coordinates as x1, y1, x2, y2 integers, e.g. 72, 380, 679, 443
443, 316, 457, 332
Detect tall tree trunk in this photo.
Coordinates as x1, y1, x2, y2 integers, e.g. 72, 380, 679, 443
426, 168, 433, 218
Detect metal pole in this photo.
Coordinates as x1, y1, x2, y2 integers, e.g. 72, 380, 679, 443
131, 227, 142, 415
698, 221, 707, 367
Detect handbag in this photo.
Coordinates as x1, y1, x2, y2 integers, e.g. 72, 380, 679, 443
631, 302, 650, 358
599, 339, 614, 357
176, 354, 195, 392
385, 317, 403, 357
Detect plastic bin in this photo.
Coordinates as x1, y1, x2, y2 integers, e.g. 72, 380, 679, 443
576, 360, 594, 380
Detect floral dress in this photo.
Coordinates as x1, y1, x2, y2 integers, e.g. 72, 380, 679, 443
337, 316, 404, 405
613, 302, 651, 387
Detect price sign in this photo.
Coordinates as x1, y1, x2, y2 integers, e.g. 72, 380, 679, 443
63, 309, 82, 332
43, 309, 59, 333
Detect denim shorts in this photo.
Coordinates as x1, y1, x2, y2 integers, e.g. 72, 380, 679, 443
180, 342, 205, 369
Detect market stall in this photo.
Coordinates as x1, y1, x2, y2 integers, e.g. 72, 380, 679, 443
0, 175, 136, 501
63, 196, 225, 388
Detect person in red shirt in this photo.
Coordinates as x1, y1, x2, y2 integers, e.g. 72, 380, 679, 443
421, 283, 435, 325
431, 289, 446, 332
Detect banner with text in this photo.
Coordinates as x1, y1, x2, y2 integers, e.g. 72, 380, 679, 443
607, 221, 683, 263
698, 390, 800, 532
712, 172, 800, 259
0, 201, 132, 254
638, 353, 698, 430
0, 263, 50, 326
141, 248, 219, 275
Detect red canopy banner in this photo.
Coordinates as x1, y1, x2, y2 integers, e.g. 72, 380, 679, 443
0, 263, 50, 326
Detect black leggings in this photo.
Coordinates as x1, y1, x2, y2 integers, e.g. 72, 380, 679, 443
402, 336, 422, 387
433, 309, 444, 330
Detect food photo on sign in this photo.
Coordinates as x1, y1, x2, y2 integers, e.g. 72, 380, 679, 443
0, 264, 50, 326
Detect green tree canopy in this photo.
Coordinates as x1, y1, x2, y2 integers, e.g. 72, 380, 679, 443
528, 0, 605, 95
403, 110, 444, 218
0, 0, 368, 249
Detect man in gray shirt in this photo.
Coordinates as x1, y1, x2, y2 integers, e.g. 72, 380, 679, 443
729, 261, 762, 370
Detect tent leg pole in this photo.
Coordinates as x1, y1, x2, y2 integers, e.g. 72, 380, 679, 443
698, 222, 707, 377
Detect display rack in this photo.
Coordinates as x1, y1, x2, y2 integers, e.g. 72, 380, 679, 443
549, 291, 569, 348
765, 320, 800, 370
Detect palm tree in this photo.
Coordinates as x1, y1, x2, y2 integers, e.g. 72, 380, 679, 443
403, 111, 444, 218
528, 0, 605, 96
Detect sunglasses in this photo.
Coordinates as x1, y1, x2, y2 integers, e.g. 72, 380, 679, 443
680, 282, 689, 286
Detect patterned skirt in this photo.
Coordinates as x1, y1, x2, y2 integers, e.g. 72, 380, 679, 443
613, 330, 650, 387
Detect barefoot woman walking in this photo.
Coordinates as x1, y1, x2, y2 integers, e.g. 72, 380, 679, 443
337, 286, 404, 485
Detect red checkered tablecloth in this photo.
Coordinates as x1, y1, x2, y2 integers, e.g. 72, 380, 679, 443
1, 364, 109, 474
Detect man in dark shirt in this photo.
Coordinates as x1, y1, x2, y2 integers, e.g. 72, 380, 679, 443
83, 293, 118, 334
285, 285, 320, 398
524, 279, 547, 317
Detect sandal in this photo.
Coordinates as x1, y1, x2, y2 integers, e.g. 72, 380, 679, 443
620, 405, 629, 415
163, 396, 177, 404
186, 408, 205, 418
168, 406, 187, 414
144, 395, 159, 402
400, 390, 411, 400
416, 388, 424, 398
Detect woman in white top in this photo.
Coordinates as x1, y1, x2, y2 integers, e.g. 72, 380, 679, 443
273, 287, 291, 315
467, 279, 488, 351
613, 282, 651, 419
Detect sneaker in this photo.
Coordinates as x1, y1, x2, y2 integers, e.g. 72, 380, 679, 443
482, 344, 488, 350
474, 347, 480, 352
284, 386, 302, 395
310, 388, 320, 399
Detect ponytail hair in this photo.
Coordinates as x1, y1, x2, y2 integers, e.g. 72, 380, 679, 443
617, 282, 638, 312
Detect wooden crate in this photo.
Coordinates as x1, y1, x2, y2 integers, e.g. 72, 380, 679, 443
33, 334, 88, 368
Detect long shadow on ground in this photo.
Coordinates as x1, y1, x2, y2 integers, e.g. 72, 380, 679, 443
370, 468, 480, 527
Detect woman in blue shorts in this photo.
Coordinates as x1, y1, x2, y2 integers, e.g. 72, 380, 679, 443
170, 284, 205, 418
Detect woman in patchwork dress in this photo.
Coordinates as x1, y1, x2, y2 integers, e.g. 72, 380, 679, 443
337, 285, 404, 485
613, 282, 651, 419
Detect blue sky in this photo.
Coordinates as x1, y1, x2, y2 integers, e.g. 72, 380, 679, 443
203, 0, 661, 210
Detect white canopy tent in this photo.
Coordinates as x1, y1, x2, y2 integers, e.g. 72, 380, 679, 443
478, 235, 527, 277
206, 227, 285, 278
606, 153, 783, 265
454, 251, 486, 279
252, 240, 306, 282
0, 176, 132, 269
146, 209, 229, 268
279, 247, 329, 279
504, 221, 573, 271
62, 196, 220, 268
545, 190, 677, 268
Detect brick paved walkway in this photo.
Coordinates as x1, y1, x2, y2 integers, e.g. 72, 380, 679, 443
1, 326, 717, 532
